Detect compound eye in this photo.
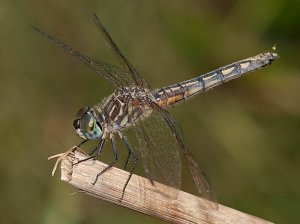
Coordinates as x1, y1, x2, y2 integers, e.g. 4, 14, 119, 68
81, 113, 95, 132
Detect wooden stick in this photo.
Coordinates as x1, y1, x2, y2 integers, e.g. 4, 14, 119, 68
57, 150, 272, 224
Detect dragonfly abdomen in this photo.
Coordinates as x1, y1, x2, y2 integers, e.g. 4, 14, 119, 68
154, 52, 278, 107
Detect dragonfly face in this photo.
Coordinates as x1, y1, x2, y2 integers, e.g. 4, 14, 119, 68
73, 106, 103, 140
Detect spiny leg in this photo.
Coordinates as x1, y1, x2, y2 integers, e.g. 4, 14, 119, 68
74, 138, 105, 164
120, 134, 138, 201
77, 139, 88, 148
92, 136, 118, 185
123, 150, 131, 170
88, 146, 99, 156
88, 139, 105, 157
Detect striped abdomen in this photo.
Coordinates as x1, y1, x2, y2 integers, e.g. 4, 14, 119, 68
153, 52, 278, 107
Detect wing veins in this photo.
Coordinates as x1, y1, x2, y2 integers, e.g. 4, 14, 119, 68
135, 113, 182, 190
150, 102, 216, 201
32, 25, 129, 87
92, 13, 149, 88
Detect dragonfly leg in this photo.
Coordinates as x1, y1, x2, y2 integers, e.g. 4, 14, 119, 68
77, 139, 88, 148
88, 139, 106, 157
74, 138, 105, 165
88, 146, 99, 156
92, 136, 118, 185
123, 150, 131, 170
119, 134, 138, 202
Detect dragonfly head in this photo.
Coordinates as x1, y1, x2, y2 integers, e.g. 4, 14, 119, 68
73, 106, 103, 140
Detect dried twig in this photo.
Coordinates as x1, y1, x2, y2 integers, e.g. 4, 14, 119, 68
51, 149, 272, 224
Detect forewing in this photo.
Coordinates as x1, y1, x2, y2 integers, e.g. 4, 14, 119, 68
32, 25, 139, 87
151, 103, 217, 201
134, 110, 182, 195
92, 13, 150, 88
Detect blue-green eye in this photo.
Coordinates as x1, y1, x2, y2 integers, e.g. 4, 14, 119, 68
73, 107, 103, 140
81, 113, 95, 132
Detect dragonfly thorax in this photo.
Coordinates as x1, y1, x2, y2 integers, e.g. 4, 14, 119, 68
94, 87, 154, 133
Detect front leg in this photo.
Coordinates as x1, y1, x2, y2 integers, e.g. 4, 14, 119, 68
92, 135, 118, 185
74, 138, 105, 164
77, 139, 88, 148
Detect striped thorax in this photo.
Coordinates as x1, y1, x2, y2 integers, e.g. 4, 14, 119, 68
73, 87, 154, 140
97, 87, 155, 132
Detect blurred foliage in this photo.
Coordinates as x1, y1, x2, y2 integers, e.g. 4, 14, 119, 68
0, 0, 299, 223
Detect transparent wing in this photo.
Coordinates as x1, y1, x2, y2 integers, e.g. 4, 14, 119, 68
32, 25, 148, 88
150, 103, 217, 201
92, 13, 149, 88
32, 25, 138, 87
134, 110, 182, 195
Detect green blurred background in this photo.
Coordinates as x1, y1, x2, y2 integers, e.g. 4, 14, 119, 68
1, 0, 299, 223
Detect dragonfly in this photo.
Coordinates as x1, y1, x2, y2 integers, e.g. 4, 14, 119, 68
33, 13, 278, 202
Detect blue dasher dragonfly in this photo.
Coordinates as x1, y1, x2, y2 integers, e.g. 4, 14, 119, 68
33, 13, 278, 202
